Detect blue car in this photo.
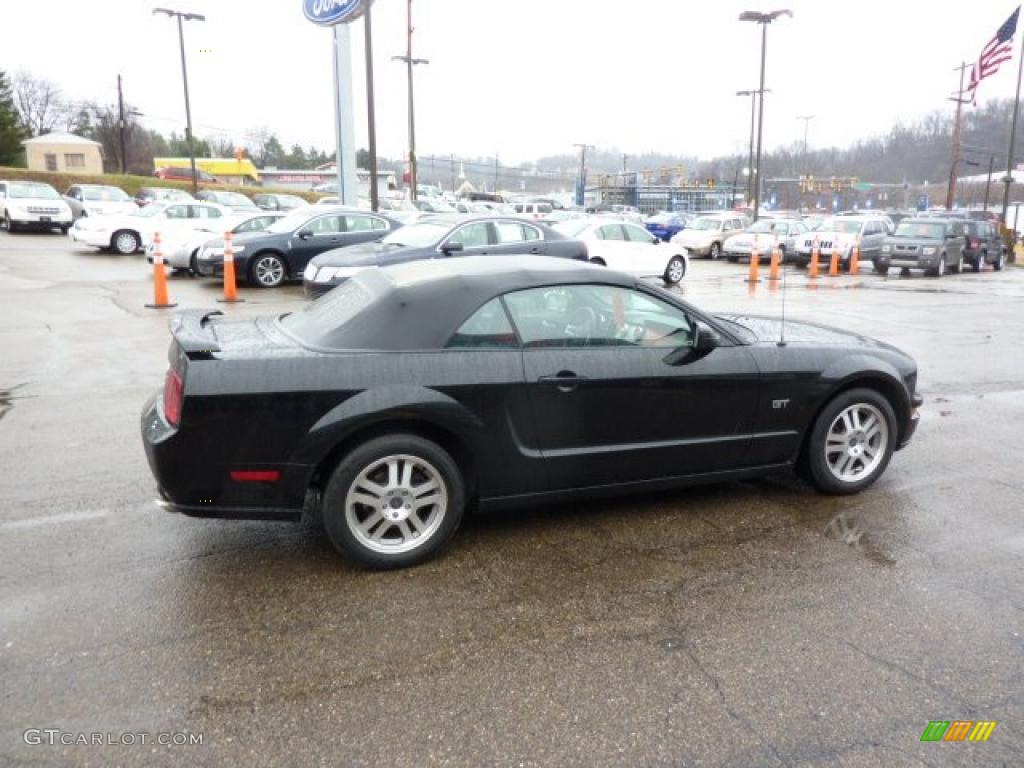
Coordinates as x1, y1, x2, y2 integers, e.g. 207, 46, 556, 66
645, 211, 691, 241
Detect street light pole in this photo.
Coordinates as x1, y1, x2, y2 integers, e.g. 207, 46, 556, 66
736, 89, 769, 204
740, 9, 792, 222
573, 143, 595, 207
153, 8, 205, 194
392, 0, 428, 202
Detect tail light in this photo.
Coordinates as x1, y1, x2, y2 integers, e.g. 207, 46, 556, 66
163, 368, 184, 427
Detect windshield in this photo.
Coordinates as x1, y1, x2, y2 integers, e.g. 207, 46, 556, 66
267, 208, 317, 233
818, 219, 863, 234
746, 220, 778, 233
217, 192, 256, 207
894, 221, 946, 239
135, 202, 168, 218
9, 182, 60, 200
82, 186, 130, 202
381, 221, 449, 247
691, 218, 722, 231
553, 220, 592, 238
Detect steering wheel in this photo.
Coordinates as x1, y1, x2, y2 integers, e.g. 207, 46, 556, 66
565, 305, 598, 342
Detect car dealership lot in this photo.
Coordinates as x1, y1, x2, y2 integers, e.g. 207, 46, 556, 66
1, 231, 1023, 766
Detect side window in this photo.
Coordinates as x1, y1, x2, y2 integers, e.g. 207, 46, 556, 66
624, 224, 654, 243
445, 222, 491, 248
597, 224, 625, 241
495, 221, 527, 244
446, 298, 518, 349
165, 205, 189, 219
522, 224, 541, 241
310, 215, 345, 234
192, 205, 222, 219
345, 214, 385, 232
503, 284, 694, 350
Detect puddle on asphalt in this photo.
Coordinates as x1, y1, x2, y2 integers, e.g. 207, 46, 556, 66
0, 383, 28, 423
823, 513, 896, 566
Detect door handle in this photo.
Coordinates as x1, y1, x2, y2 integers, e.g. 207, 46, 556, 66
529, 246, 541, 254
538, 370, 587, 392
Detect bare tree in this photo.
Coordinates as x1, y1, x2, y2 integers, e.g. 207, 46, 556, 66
11, 72, 71, 136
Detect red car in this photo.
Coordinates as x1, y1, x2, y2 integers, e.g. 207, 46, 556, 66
154, 166, 218, 184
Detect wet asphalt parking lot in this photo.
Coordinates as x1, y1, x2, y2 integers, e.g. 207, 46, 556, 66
0, 228, 1022, 768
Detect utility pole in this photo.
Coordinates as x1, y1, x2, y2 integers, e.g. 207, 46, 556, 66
392, 0, 428, 202
493, 154, 499, 193
450, 153, 455, 194
622, 153, 628, 172
737, 89, 769, 203
985, 154, 996, 211
117, 75, 127, 174
573, 143, 595, 206
363, 4, 378, 211
153, 8, 205, 194
946, 62, 970, 210
797, 114, 814, 171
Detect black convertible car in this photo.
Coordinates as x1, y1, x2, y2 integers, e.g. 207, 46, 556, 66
143, 257, 921, 569
302, 214, 587, 298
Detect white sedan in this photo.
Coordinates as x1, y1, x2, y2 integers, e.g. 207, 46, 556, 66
69, 200, 230, 254
145, 211, 286, 272
554, 218, 689, 284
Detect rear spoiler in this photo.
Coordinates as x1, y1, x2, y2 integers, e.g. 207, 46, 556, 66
169, 309, 222, 357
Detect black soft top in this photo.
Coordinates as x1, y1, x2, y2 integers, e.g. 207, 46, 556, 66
280, 256, 634, 351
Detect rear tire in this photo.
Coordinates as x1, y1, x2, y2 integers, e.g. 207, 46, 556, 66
994, 250, 1005, 271
874, 263, 888, 275
5, 212, 17, 233
950, 252, 964, 274
709, 242, 722, 260
928, 256, 946, 278
322, 434, 465, 569
974, 252, 986, 273
804, 388, 897, 495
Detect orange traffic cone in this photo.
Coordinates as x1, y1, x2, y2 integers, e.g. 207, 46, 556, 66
849, 241, 860, 274
809, 242, 821, 278
746, 243, 761, 283
768, 245, 781, 281
218, 231, 245, 304
146, 232, 177, 309
829, 243, 841, 276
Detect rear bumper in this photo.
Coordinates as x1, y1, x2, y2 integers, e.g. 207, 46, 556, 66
69, 227, 112, 248
141, 393, 305, 521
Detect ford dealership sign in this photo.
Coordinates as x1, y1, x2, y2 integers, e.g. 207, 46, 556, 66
303, 0, 371, 25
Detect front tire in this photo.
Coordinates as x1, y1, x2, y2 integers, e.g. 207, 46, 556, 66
249, 253, 287, 288
5, 212, 18, 233
322, 434, 465, 569
804, 388, 897, 495
974, 252, 986, 272
950, 252, 964, 274
928, 256, 946, 278
111, 230, 139, 255
994, 250, 1005, 271
663, 255, 686, 284
709, 242, 722, 260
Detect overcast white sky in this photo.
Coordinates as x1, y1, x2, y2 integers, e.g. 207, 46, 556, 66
3, 0, 1024, 164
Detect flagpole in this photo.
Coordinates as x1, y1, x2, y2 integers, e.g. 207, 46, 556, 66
1001, 9, 1024, 224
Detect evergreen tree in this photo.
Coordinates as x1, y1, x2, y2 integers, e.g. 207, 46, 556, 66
0, 70, 26, 166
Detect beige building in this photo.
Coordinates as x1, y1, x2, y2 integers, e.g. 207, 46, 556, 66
22, 132, 104, 175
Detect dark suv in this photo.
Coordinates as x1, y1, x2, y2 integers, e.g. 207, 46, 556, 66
876, 218, 968, 277
964, 220, 1007, 272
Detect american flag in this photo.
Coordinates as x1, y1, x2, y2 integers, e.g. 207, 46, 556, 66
967, 7, 1020, 100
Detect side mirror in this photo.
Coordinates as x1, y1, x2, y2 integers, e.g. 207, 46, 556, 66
297, 228, 314, 239
441, 241, 464, 254
662, 321, 721, 365
652, 237, 660, 245
694, 321, 722, 353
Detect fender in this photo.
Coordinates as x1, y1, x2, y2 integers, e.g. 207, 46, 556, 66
287, 384, 485, 469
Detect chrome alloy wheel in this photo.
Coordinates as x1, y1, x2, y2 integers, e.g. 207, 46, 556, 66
824, 403, 889, 484
345, 454, 448, 554
253, 255, 285, 287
